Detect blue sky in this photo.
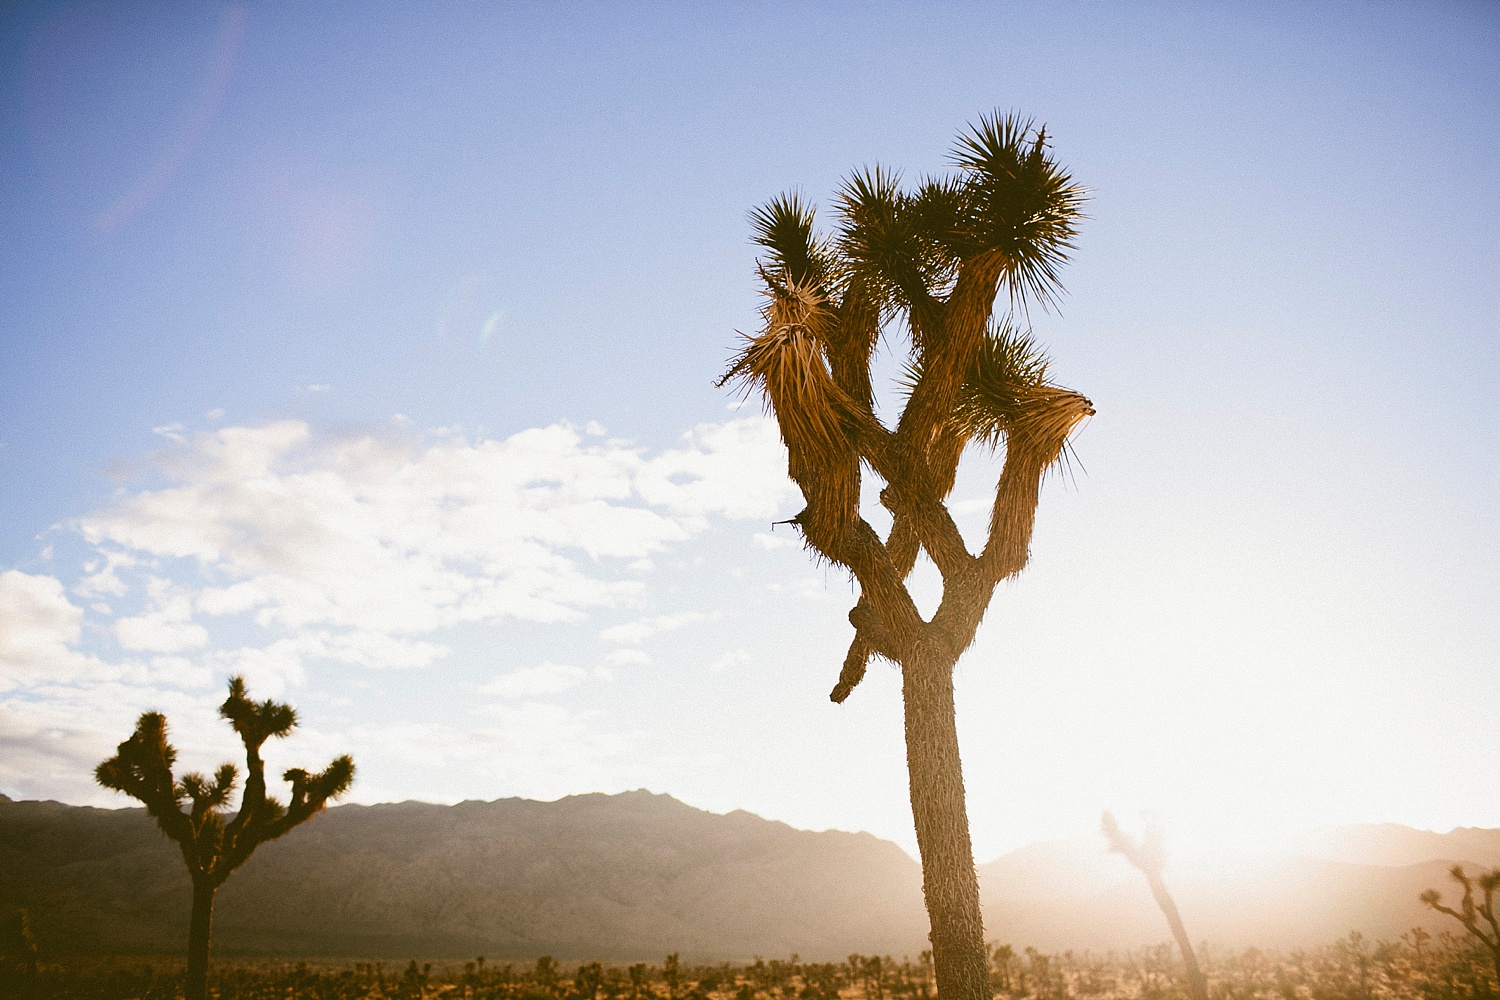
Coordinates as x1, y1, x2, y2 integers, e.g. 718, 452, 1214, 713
1, 1, 1496, 861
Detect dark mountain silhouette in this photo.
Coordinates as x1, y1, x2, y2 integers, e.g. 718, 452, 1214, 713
4, 790, 1496, 960
0, 790, 927, 961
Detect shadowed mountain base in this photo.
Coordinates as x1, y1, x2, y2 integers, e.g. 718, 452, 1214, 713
3, 792, 1497, 960
0, 790, 927, 961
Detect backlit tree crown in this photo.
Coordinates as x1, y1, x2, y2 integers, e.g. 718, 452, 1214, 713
721, 111, 1093, 701
96, 676, 355, 888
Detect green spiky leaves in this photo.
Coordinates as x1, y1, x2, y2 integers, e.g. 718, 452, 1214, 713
731, 111, 1094, 516
750, 112, 1085, 332
949, 322, 1094, 468
749, 192, 832, 293
950, 112, 1086, 309
948, 321, 1051, 448
834, 167, 955, 320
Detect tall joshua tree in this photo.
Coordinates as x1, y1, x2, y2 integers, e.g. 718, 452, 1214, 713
1421, 865, 1500, 982
96, 677, 354, 1000
720, 112, 1092, 1000
1100, 812, 1207, 1000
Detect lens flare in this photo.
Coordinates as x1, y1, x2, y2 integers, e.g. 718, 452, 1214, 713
94, 6, 246, 234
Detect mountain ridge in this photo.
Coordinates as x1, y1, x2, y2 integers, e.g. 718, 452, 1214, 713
3, 791, 1496, 960
0, 789, 929, 962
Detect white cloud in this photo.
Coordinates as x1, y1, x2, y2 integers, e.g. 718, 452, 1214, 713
0, 414, 795, 799
115, 613, 209, 653
0, 414, 794, 703
767, 577, 845, 602
708, 649, 752, 673
344, 701, 631, 802
209, 638, 309, 696
79, 422, 651, 651
599, 612, 707, 646
0, 569, 212, 698
76, 549, 136, 598
0, 678, 298, 805
637, 419, 798, 522
0, 571, 97, 689
479, 661, 587, 699
115, 578, 209, 653
78, 419, 788, 669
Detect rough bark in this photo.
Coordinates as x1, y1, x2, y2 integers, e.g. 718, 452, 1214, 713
1145, 872, 1207, 1000
185, 878, 215, 1000
902, 650, 990, 1000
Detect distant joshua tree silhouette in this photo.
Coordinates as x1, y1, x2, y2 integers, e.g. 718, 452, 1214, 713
1420, 865, 1500, 982
2, 907, 39, 979
96, 676, 354, 1000
721, 111, 1091, 1000
1100, 812, 1207, 1000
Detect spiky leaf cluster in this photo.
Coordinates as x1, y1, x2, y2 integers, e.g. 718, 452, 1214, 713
722, 111, 1093, 702
96, 676, 355, 888
744, 112, 1086, 328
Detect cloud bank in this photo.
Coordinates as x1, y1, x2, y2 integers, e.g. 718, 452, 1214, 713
0, 415, 795, 802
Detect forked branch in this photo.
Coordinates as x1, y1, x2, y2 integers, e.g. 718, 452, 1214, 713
1421, 865, 1500, 982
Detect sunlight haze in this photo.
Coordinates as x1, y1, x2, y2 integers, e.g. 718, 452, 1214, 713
1, 1, 1496, 866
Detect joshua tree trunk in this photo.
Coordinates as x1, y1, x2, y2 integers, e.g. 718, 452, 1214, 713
903, 652, 989, 1000
186, 878, 215, 1000
1101, 813, 1206, 1000
1144, 871, 1207, 1000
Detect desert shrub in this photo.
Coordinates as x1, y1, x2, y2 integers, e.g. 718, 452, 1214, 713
6, 935, 1496, 1000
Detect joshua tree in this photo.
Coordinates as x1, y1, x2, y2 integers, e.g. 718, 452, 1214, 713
1420, 865, 1500, 982
1100, 812, 1207, 1000
720, 111, 1091, 1000
96, 676, 354, 1000
2, 907, 39, 978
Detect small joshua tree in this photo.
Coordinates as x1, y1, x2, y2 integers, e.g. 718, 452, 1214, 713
1421, 865, 1500, 983
721, 111, 1091, 1000
2, 907, 39, 978
1101, 812, 1207, 1000
96, 676, 354, 1000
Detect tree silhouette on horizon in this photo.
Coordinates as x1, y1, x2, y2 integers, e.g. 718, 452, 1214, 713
96, 676, 354, 1000
721, 111, 1092, 1000
1100, 811, 1207, 1000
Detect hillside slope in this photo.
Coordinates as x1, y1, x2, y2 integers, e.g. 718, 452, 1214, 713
0, 790, 928, 961
5, 790, 1496, 960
